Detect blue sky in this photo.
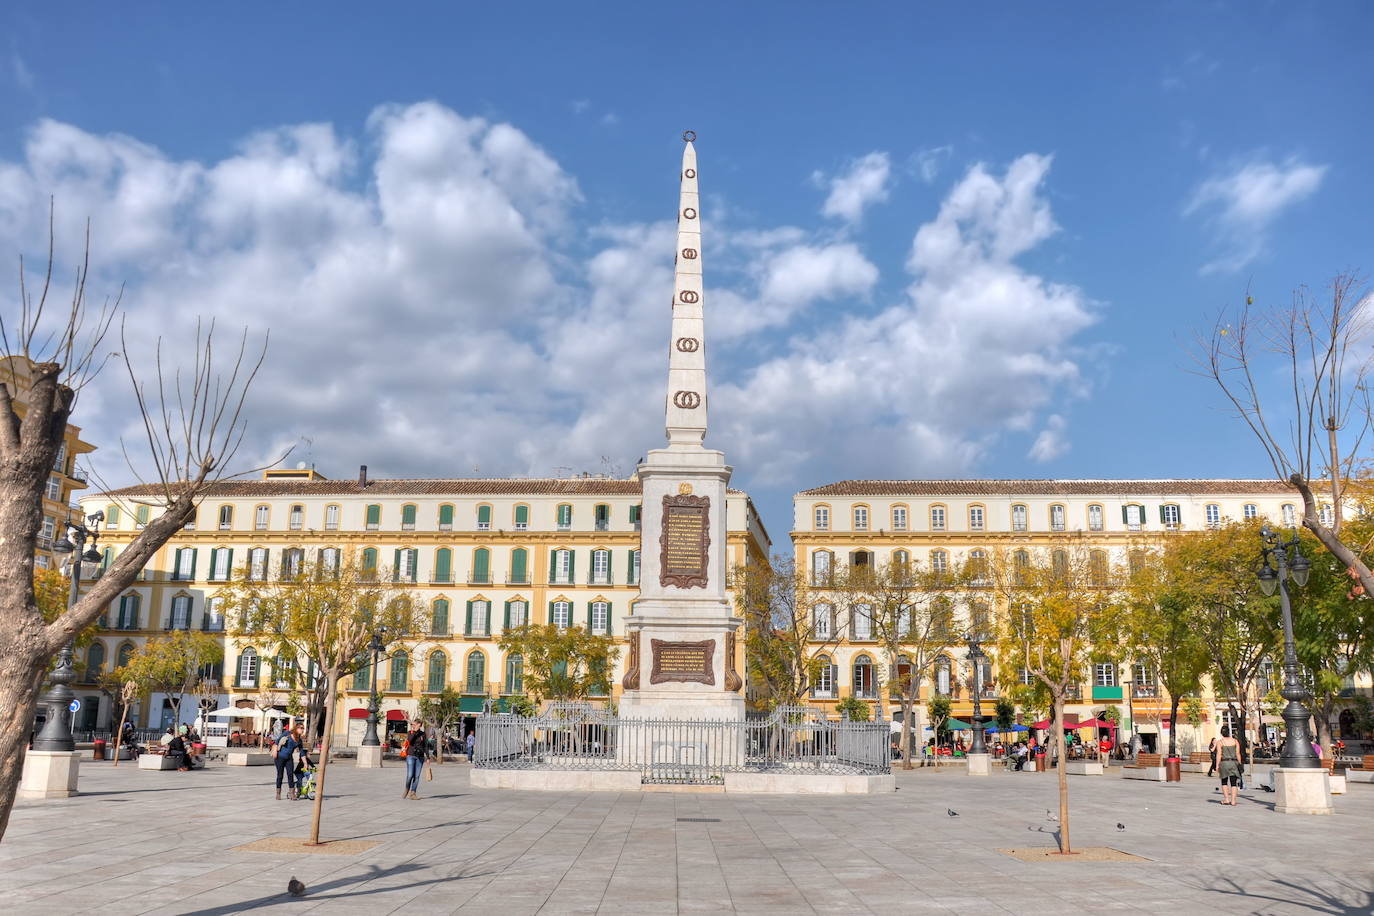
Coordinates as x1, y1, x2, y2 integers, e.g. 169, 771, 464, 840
2, 3, 1370, 540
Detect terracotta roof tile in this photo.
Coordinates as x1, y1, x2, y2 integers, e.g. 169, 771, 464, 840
797, 479, 1297, 497
94, 477, 746, 498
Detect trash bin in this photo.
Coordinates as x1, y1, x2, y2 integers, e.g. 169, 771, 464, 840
92, 739, 106, 760
1034, 751, 1046, 772
1165, 756, 1182, 782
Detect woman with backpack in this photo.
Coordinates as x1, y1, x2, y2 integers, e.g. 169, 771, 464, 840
274, 725, 302, 800
403, 719, 427, 799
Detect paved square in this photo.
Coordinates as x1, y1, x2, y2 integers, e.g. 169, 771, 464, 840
3, 759, 1371, 914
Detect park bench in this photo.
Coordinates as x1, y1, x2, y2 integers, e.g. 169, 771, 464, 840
1121, 752, 1165, 782
136, 745, 178, 771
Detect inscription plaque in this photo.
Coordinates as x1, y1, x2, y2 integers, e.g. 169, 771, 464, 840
650, 638, 715, 686
660, 494, 710, 589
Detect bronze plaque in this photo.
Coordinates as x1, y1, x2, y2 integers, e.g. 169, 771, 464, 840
650, 638, 715, 686
660, 494, 710, 588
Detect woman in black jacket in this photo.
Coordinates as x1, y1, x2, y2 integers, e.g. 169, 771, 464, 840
403, 720, 427, 799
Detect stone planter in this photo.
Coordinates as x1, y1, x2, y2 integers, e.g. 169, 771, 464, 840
1065, 760, 1103, 775
137, 754, 178, 771
226, 751, 274, 767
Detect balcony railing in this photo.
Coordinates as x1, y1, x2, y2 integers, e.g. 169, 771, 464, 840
430, 574, 454, 584
1132, 685, 1158, 699
507, 575, 530, 585
468, 575, 492, 585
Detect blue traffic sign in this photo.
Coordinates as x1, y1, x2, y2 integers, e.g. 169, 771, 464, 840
69, 699, 81, 713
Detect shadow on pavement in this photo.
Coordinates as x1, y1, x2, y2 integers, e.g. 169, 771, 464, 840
177, 861, 497, 914
1181, 871, 1374, 915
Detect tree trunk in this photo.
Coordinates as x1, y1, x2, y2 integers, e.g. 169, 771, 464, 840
0, 662, 48, 837
899, 697, 913, 770
112, 703, 130, 768
1167, 694, 1180, 758
307, 672, 339, 845
1313, 699, 1334, 757
1294, 474, 1374, 597
1052, 693, 1071, 854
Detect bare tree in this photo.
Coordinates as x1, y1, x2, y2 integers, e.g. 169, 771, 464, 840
1202, 273, 1374, 593
0, 221, 267, 839
733, 557, 844, 711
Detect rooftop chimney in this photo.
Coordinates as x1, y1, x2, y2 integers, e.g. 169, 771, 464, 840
359, 464, 368, 488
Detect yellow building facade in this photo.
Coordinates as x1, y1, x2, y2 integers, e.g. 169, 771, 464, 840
80, 467, 769, 740
792, 478, 1362, 754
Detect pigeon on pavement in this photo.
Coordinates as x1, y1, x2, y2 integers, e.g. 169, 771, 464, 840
1116, 823, 1126, 831
947, 808, 959, 817
288, 877, 306, 898
1046, 809, 1059, 821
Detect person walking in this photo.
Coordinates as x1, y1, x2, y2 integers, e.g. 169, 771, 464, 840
274, 725, 302, 800
1206, 736, 1217, 777
465, 730, 476, 763
403, 720, 427, 799
1215, 725, 1243, 806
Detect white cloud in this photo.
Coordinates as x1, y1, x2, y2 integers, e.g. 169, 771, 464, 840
1028, 414, 1069, 462
1185, 156, 1327, 273
716, 154, 1096, 483
816, 152, 891, 224
909, 145, 952, 184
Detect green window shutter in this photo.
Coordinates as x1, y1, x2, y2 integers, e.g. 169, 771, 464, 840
629, 505, 640, 524
190, 548, 198, 580
549, 550, 557, 582
439, 504, 454, 526
474, 549, 489, 582
548, 601, 556, 626
225, 548, 234, 578
606, 602, 612, 636
628, 550, 636, 584
511, 548, 527, 583
393, 548, 402, 580
1158, 505, 1166, 524
362, 548, 376, 571
1121, 505, 1129, 524
568, 551, 576, 583
465, 600, 474, 635
435, 549, 451, 582
558, 504, 571, 527
402, 504, 416, 526
515, 505, 529, 526
478, 505, 491, 526
433, 600, 449, 634
234, 651, 243, 687
366, 505, 380, 526
606, 550, 614, 584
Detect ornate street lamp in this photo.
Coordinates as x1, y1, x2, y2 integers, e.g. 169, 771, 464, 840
964, 633, 987, 755
34, 512, 104, 751
1256, 525, 1320, 768
361, 627, 386, 747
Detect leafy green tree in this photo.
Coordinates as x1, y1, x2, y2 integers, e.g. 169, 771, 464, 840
115, 630, 223, 731
417, 687, 464, 762
994, 545, 1123, 854
835, 696, 870, 721
497, 624, 620, 704
925, 694, 952, 755
994, 696, 1016, 732
733, 557, 841, 711
219, 556, 420, 845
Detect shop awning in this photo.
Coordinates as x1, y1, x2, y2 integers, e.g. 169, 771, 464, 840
386, 710, 407, 721
459, 696, 486, 713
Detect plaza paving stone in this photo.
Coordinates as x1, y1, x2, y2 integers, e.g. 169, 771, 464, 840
2, 758, 1372, 914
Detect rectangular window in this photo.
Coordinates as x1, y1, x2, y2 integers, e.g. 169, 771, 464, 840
629, 505, 641, 530
1095, 663, 1116, 687
814, 506, 830, 530
556, 505, 571, 530
321, 547, 340, 576
930, 551, 948, 575
218, 505, 233, 530
402, 504, 417, 530
249, 548, 267, 581
469, 600, 490, 637
813, 662, 834, 698
175, 549, 194, 580
1012, 505, 1028, 531
477, 505, 491, 531
325, 505, 339, 530
366, 504, 380, 531
1162, 504, 1181, 528
852, 604, 873, 641
136, 505, 149, 529
514, 505, 529, 531
930, 506, 945, 530
1281, 504, 1296, 526
400, 549, 417, 582
630, 549, 641, 586
552, 601, 572, 629
1243, 504, 1258, 520
592, 550, 610, 584
289, 505, 303, 530
1124, 504, 1144, 530
590, 601, 609, 635
211, 549, 231, 581
813, 606, 833, 640
891, 506, 907, 530
969, 506, 984, 531
53, 443, 66, 471
811, 551, 832, 585
507, 600, 528, 629
594, 504, 609, 531
170, 596, 191, 630
1205, 504, 1221, 528
44, 476, 61, 501
553, 549, 572, 584
1088, 505, 1104, 531
204, 597, 225, 632
1050, 505, 1065, 531
853, 507, 868, 530
254, 505, 268, 530
438, 504, 454, 531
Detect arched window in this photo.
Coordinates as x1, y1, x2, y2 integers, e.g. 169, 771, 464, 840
352, 658, 371, 691
556, 504, 572, 530
813, 656, 836, 698
116, 594, 141, 630
1319, 503, 1333, 527
282, 547, 304, 579
813, 504, 831, 530
811, 550, 833, 585
431, 599, 450, 636
248, 547, 268, 581
135, 505, 150, 529
1281, 504, 1296, 527
361, 548, 378, 578
394, 547, 418, 583
505, 598, 529, 629
84, 642, 105, 683
169, 594, 192, 630
237, 647, 259, 688
892, 550, 911, 582
550, 548, 573, 585
891, 504, 909, 531
968, 504, 985, 531
1204, 503, 1221, 528
550, 600, 572, 629
509, 548, 529, 584
1090, 550, 1109, 586
402, 504, 418, 530
505, 653, 524, 695
433, 548, 453, 584
476, 504, 492, 531
852, 655, 875, 699
1243, 503, 1258, 520
388, 650, 409, 691
591, 549, 611, 584
254, 504, 269, 531
471, 548, 491, 584
851, 604, 874, 640
513, 504, 530, 531
850, 549, 874, 573
813, 603, 834, 640
852, 504, 869, 531
1087, 504, 1104, 531
218, 504, 233, 530
969, 602, 991, 640
930, 549, 949, 576
929, 504, 947, 531
1051, 549, 1068, 579
466, 599, 491, 637
594, 504, 610, 531
105, 505, 121, 530
319, 547, 341, 577
1161, 504, 1182, 528
365, 504, 381, 530
205, 597, 225, 632
438, 504, 455, 531
289, 504, 304, 530
1011, 504, 1028, 532
426, 651, 448, 692
465, 651, 486, 693
324, 504, 340, 530
1013, 549, 1030, 584
116, 642, 134, 670
1049, 504, 1066, 531
968, 549, 988, 584
589, 600, 610, 635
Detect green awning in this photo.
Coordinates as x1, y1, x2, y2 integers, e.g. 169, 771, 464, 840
459, 696, 486, 713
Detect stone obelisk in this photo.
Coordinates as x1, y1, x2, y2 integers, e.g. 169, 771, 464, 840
620, 132, 744, 721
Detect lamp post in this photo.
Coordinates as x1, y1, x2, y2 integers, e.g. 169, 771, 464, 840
1256, 525, 1321, 769
33, 512, 103, 751
965, 634, 987, 755
361, 628, 386, 748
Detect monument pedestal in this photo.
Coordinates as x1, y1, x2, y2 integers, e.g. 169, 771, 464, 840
19, 750, 79, 799
1273, 767, 1333, 815
965, 753, 991, 776
356, 745, 384, 768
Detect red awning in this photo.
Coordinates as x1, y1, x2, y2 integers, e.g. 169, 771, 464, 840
1075, 718, 1117, 730
348, 708, 368, 719
386, 710, 406, 721
1031, 717, 1080, 730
